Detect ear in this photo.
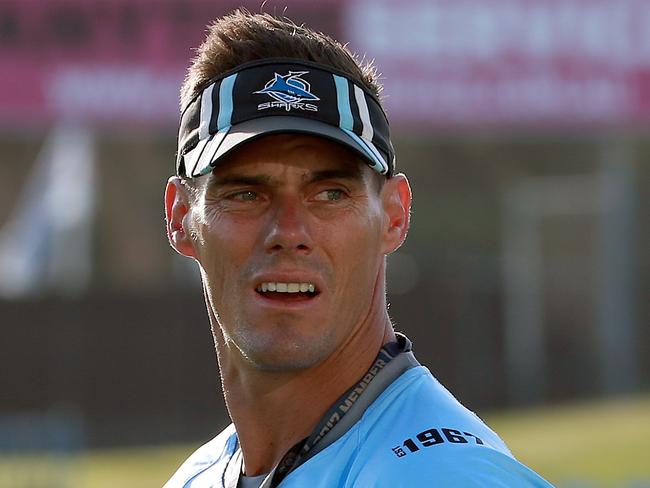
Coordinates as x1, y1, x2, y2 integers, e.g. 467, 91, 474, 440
380, 173, 412, 255
164, 176, 197, 259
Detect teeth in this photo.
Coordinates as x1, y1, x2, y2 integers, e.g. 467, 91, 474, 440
257, 282, 317, 293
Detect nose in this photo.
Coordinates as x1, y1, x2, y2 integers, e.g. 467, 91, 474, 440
263, 195, 312, 254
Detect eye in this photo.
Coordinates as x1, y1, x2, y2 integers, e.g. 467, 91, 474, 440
314, 189, 345, 201
229, 190, 258, 201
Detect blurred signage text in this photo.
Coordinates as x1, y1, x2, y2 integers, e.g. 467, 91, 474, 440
0, 0, 341, 128
346, 0, 650, 131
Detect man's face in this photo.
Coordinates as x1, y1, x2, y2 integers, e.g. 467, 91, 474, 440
180, 134, 399, 371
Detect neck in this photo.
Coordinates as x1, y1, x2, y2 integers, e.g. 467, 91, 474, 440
211, 307, 395, 476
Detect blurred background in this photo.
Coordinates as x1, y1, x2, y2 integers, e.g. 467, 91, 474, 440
0, 0, 648, 486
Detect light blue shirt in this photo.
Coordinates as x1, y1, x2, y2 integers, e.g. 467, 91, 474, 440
164, 365, 553, 487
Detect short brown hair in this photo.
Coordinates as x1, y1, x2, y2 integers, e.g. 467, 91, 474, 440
180, 9, 382, 110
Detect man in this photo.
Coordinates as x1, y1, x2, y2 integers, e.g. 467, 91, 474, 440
164, 10, 553, 488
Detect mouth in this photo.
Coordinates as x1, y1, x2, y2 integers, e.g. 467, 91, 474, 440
255, 281, 320, 302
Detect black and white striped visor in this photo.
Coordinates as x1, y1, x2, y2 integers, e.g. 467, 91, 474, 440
176, 58, 395, 178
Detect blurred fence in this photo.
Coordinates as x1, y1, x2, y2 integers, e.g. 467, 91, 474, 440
0, 292, 228, 448
1, 131, 649, 447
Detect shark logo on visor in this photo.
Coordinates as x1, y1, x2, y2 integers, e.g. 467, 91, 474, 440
255, 71, 319, 112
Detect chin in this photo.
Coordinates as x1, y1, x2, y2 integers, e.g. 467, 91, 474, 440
237, 332, 334, 372
241, 348, 322, 372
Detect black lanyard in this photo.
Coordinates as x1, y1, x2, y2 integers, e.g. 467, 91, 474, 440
268, 334, 413, 487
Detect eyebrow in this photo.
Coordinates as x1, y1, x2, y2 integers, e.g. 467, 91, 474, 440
210, 174, 272, 187
304, 167, 364, 184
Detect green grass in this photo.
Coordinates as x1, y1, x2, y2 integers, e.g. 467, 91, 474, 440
486, 395, 650, 487
1, 395, 648, 487
0, 446, 186, 488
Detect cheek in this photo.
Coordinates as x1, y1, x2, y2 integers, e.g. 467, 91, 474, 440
196, 222, 258, 325
330, 214, 384, 282
195, 218, 260, 279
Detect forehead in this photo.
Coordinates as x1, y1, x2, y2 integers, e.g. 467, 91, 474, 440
209, 134, 368, 180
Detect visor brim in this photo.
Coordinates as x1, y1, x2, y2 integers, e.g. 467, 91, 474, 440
186, 116, 388, 178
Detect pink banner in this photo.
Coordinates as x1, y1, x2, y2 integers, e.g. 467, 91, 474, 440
0, 0, 342, 128
345, 0, 650, 132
